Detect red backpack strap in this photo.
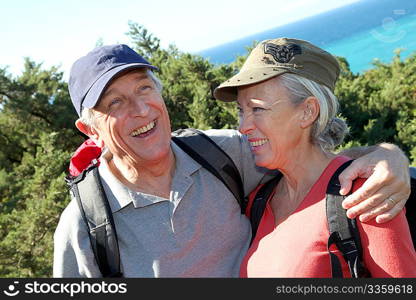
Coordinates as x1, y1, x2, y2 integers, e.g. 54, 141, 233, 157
69, 139, 102, 176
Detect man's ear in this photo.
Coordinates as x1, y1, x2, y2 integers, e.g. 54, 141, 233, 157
299, 97, 320, 129
75, 119, 105, 148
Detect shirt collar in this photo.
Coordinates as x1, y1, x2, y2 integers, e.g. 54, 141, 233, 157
97, 140, 202, 212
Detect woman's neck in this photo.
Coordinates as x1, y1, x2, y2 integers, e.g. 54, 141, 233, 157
271, 144, 336, 224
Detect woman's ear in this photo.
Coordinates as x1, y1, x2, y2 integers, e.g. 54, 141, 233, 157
75, 119, 105, 148
300, 97, 320, 129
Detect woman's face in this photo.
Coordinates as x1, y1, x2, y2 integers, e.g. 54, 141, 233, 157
237, 76, 309, 169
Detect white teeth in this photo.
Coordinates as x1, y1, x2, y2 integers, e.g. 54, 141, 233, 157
131, 121, 155, 136
250, 139, 268, 147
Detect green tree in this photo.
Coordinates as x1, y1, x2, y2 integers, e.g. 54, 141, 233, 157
0, 24, 415, 278
0, 61, 81, 277
126, 21, 239, 130
335, 51, 416, 163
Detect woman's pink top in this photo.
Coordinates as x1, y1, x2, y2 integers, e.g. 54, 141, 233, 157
240, 156, 416, 277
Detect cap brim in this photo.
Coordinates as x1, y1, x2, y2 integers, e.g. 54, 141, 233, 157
82, 63, 158, 111
214, 67, 289, 102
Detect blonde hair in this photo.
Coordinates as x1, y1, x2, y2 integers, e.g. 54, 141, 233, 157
279, 73, 348, 151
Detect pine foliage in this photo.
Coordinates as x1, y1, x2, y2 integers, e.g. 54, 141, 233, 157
0, 24, 414, 277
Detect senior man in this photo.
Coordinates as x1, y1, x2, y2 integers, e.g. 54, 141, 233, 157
53, 44, 410, 277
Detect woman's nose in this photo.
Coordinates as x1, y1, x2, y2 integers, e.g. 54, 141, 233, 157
238, 112, 254, 135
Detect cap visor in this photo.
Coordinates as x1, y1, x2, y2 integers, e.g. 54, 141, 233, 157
214, 68, 288, 102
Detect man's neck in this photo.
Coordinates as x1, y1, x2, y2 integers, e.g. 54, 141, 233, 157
106, 148, 176, 199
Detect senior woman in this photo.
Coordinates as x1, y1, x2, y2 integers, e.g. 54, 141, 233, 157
214, 38, 416, 277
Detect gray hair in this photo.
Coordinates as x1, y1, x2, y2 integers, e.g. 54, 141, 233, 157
279, 73, 348, 151
79, 69, 163, 127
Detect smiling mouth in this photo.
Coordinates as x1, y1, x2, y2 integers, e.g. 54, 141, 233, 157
250, 139, 268, 147
131, 120, 157, 138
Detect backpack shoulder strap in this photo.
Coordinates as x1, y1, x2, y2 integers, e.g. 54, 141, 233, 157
248, 174, 282, 245
326, 159, 371, 278
172, 128, 246, 213
65, 164, 122, 278
407, 167, 416, 247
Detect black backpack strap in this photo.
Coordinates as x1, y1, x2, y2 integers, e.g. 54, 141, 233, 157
66, 164, 122, 278
249, 174, 282, 245
172, 128, 246, 213
326, 159, 371, 278
64, 128, 245, 277
407, 167, 416, 247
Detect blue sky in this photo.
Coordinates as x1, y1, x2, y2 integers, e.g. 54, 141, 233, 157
1, 0, 359, 79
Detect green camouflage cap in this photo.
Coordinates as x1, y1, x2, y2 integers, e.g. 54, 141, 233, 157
214, 37, 340, 102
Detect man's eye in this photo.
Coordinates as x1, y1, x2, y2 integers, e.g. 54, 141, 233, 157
253, 107, 265, 112
109, 98, 121, 107
139, 85, 152, 91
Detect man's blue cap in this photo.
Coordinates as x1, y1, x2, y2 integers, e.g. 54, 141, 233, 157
68, 44, 157, 116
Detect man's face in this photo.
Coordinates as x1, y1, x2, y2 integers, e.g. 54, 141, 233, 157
91, 69, 172, 165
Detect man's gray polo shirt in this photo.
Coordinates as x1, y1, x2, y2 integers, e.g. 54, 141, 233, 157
53, 129, 269, 277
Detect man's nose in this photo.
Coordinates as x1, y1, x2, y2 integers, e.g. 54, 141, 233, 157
131, 98, 150, 117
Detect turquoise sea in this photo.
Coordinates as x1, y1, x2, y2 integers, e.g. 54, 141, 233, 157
325, 14, 416, 73
199, 0, 416, 74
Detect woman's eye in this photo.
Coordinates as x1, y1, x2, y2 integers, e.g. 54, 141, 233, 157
253, 107, 265, 112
